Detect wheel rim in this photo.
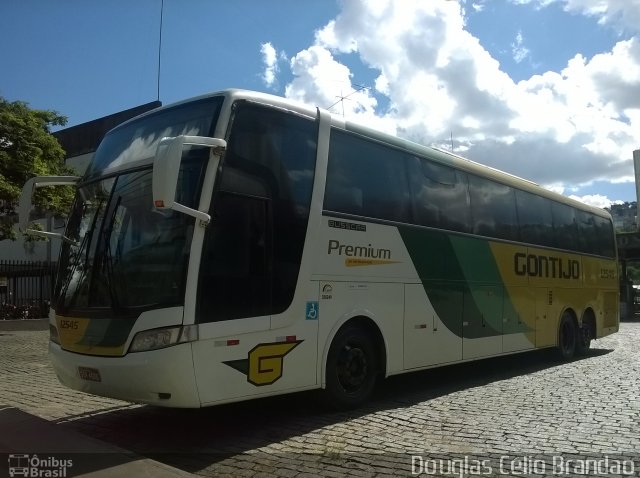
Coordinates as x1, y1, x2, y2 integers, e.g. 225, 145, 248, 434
561, 320, 575, 354
336, 343, 368, 393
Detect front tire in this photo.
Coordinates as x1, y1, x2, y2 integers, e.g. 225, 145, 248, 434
557, 312, 577, 360
325, 325, 378, 410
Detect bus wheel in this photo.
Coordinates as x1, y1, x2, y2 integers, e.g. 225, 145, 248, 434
325, 325, 378, 410
557, 312, 576, 360
576, 316, 594, 356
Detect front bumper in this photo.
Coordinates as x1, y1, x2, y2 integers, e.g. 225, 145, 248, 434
49, 341, 201, 407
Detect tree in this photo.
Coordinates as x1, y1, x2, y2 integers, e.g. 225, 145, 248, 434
0, 97, 75, 241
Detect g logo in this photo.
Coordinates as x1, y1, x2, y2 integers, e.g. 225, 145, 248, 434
223, 340, 303, 386
248, 341, 302, 386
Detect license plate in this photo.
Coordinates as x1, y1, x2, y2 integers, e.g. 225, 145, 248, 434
78, 366, 101, 382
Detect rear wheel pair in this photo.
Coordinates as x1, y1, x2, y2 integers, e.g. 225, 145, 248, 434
557, 312, 593, 360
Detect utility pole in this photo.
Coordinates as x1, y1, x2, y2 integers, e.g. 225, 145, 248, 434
634, 149, 640, 230
157, 0, 164, 102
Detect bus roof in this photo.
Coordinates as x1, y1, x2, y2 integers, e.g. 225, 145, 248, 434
112, 88, 612, 221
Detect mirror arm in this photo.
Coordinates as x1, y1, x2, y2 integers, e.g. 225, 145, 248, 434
18, 176, 80, 241
171, 203, 211, 225
153, 136, 226, 223
25, 229, 79, 247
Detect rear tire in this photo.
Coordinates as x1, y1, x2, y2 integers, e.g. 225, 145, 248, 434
557, 312, 576, 360
325, 325, 378, 410
575, 317, 594, 356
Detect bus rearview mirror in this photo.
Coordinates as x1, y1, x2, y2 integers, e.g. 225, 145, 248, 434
152, 135, 226, 224
18, 176, 80, 244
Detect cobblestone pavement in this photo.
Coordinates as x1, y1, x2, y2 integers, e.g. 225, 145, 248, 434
1, 323, 639, 477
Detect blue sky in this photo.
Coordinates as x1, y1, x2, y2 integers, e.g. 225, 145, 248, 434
1, 0, 639, 207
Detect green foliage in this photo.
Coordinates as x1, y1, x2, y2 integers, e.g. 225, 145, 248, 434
607, 201, 637, 233
0, 97, 75, 240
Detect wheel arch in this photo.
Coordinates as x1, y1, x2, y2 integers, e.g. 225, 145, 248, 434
320, 313, 388, 389
581, 307, 597, 337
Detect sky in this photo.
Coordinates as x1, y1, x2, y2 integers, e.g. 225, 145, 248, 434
1, 0, 639, 208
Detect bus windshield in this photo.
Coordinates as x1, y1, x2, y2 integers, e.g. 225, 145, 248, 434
55, 97, 222, 317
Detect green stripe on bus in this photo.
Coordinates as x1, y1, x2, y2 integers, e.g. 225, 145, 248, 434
399, 227, 531, 339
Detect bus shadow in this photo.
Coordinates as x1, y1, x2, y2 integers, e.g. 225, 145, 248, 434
57, 348, 613, 474
375, 348, 612, 406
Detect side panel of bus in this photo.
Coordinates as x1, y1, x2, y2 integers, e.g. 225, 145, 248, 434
315, 216, 618, 378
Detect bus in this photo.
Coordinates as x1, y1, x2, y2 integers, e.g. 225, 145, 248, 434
19, 89, 619, 409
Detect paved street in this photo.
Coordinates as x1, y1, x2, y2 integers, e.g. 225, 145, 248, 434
1, 322, 639, 477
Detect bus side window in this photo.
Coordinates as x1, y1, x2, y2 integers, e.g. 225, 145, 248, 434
197, 102, 317, 322
594, 215, 615, 258
515, 190, 554, 247
408, 156, 470, 233
325, 129, 411, 223
198, 192, 271, 322
552, 202, 578, 251
469, 175, 518, 241
324, 139, 364, 215
575, 210, 597, 255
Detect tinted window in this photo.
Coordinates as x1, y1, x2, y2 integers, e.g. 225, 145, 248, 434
552, 202, 578, 250
408, 156, 470, 232
469, 175, 518, 240
88, 97, 221, 180
516, 190, 555, 247
325, 130, 411, 223
576, 210, 616, 257
220, 104, 316, 207
575, 210, 598, 254
594, 215, 616, 257
198, 193, 270, 321
197, 103, 317, 322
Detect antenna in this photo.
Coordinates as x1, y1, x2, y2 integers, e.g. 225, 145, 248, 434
333, 90, 350, 117
156, 0, 164, 102
450, 131, 454, 152
326, 84, 371, 116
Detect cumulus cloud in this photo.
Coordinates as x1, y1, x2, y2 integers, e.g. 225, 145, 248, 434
276, 0, 640, 205
260, 42, 279, 88
284, 45, 397, 132
569, 193, 624, 208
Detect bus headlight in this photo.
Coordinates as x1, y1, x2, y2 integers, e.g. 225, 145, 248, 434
129, 325, 198, 353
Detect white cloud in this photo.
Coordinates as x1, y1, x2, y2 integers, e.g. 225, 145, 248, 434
512, 0, 640, 32
569, 193, 624, 208
278, 0, 640, 195
511, 31, 530, 63
285, 45, 397, 133
260, 42, 279, 88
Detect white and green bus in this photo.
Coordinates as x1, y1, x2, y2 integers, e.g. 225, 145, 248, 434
20, 90, 619, 409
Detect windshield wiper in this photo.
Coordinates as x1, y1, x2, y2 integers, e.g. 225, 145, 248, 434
58, 199, 105, 310
100, 196, 123, 315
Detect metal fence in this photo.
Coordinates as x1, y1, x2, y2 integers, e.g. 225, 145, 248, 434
0, 260, 57, 319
